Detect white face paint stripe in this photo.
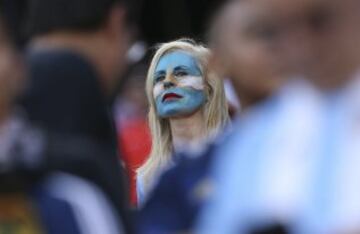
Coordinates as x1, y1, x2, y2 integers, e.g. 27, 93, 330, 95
153, 84, 163, 99
153, 75, 204, 99
178, 75, 204, 90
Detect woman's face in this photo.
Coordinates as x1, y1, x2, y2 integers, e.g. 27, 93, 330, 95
152, 51, 206, 118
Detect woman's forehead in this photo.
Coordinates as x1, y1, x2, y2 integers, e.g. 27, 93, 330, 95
155, 51, 200, 72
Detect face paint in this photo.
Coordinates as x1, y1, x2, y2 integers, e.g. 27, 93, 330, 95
154, 51, 202, 79
153, 75, 204, 99
152, 51, 206, 118
155, 87, 206, 118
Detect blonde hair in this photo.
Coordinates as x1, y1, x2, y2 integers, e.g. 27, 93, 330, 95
137, 39, 229, 194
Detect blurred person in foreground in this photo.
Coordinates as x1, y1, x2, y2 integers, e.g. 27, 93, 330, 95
288, 0, 360, 232
19, 0, 134, 232
0, 4, 126, 233
197, 0, 360, 233
136, 1, 294, 231
136, 39, 229, 205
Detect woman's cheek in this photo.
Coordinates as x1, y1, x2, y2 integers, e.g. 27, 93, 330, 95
153, 84, 163, 99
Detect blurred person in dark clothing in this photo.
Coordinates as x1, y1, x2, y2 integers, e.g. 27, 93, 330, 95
19, 0, 134, 232
24, 0, 131, 135
0, 4, 126, 233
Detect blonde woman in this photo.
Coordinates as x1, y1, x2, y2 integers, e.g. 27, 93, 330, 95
137, 39, 229, 205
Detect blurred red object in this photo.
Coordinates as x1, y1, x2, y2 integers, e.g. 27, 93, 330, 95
117, 118, 151, 206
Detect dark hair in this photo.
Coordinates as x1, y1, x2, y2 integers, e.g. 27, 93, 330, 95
0, 1, 17, 47
27, 0, 129, 36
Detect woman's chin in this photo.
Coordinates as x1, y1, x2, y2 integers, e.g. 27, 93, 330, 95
161, 108, 203, 120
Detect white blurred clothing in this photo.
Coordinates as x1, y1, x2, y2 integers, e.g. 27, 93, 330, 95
197, 74, 360, 233
299, 73, 360, 233
196, 77, 337, 233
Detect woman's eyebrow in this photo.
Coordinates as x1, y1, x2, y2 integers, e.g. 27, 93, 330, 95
174, 65, 202, 75
173, 66, 189, 71
154, 70, 166, 76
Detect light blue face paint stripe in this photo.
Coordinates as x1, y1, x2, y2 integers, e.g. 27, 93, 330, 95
154, 51, 202, 78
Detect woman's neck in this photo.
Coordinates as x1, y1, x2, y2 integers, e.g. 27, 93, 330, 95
169, 110, 207, 154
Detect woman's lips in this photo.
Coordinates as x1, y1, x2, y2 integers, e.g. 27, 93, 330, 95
162, 92, 183, 102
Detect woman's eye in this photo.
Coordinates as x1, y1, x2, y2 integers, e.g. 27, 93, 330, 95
175, 71, 188, 77
154, 75, 165, 83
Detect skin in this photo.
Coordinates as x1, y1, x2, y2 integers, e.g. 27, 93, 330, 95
211, 0, 360, 107
298, 0, 360, 89
153, 51, 206, 118
210, 0, 291, 110
242, 0, 360, 90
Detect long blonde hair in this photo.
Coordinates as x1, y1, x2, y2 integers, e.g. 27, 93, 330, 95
137, 39, 229, 193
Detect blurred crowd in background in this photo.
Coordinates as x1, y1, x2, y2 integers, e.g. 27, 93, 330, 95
0, 0, 360, 233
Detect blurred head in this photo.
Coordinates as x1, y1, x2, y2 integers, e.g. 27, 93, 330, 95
229, 0, 360, 90
27, 0, 132, 93
209, 0, 291, 107
138, 39, 229, 191
295, 0, 360, 89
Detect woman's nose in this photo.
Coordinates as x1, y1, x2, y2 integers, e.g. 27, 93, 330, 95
163, 81, 175, 89
163, 71, 176, 89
